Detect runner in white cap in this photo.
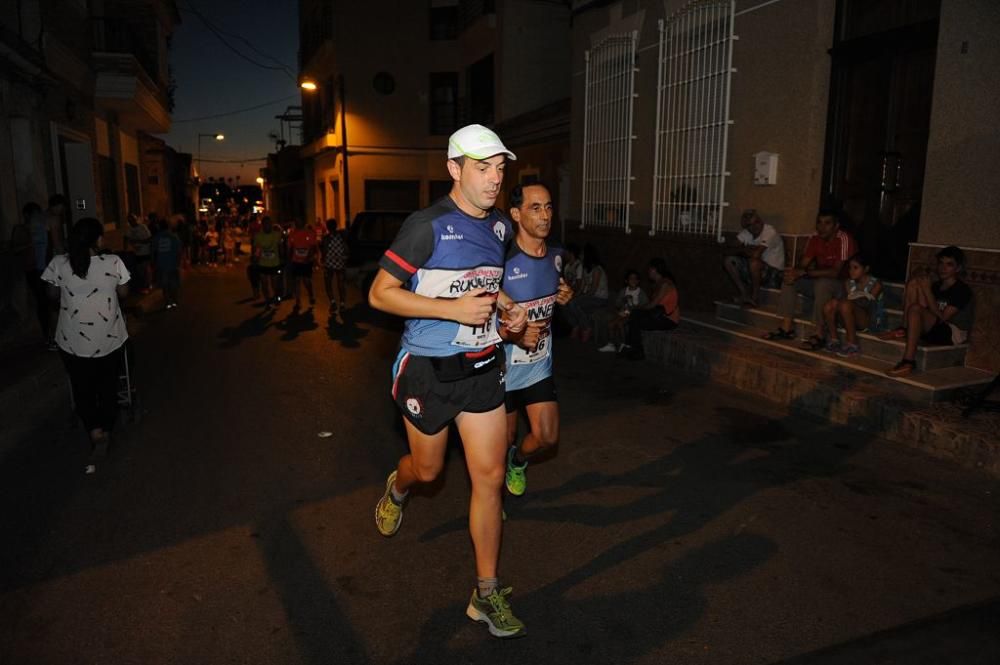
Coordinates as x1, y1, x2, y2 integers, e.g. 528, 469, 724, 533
370, 124, 530, 638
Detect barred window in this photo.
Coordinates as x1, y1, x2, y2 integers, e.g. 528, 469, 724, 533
580, 31, 638, 233
650, 0, 736, 239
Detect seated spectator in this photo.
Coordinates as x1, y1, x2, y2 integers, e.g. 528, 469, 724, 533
821, 252, 885, 358
620, 259, 679, 360
597, 269, 648, 352
563, 243, 609, 342
886, 245, 973, 377
562, 242, 583, 292
763, 210, 856, 350
722, 209, 785, 306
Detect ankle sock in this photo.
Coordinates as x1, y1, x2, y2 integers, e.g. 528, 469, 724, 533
477, 576, 498, 598
389, 484, 408, 505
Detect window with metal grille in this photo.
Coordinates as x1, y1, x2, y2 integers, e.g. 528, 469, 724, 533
429, 72, 459, 135
580, 31, 638, 233
650, 0, 736, 240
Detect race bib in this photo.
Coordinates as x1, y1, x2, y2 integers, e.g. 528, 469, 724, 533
294, 247, 309, 258
452, 311, 502, 348
509, 294, 556, 365
510, 328, 550, 365
261, 249, 277, 259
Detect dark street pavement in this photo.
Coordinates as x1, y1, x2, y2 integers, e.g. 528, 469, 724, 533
2, 265, 999, 665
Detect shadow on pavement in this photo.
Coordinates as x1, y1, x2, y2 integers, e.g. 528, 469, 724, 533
276, 306, 319, 342
769, 595, 1000, 665
326, 307, 370, 348
217, 308, 277, 348
255, 514, 373, 665
399, 374, 876, 664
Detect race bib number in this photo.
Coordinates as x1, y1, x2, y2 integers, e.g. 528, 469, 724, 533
510, 328, 550, 365
452, 311, 502, 348
509, 294, 556, 365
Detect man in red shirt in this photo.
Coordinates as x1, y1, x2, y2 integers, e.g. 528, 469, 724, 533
286, 218, 317, 308
764, 210, 857, 349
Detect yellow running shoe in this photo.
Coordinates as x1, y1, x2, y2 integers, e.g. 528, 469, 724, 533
375, 471, 404, 536
466, 587, 526, 638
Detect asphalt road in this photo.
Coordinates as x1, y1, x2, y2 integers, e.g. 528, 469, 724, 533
2, 265, 999, 665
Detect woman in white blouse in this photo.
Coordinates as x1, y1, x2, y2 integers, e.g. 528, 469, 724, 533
43, 218, 130, 457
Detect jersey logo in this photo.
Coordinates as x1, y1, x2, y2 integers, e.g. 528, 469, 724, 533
506, 265, 528, 281
493, 221, 506, 242
440, 223, 464, 241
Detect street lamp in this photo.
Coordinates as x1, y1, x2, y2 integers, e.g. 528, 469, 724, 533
197, 132, 225, 181
300, 75, 351, 223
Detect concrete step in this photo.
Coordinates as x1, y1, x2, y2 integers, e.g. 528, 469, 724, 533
692, 311, 989, 399
640, 317, 1000, 474
753, 287, 905, 330
715, 301, 968, 371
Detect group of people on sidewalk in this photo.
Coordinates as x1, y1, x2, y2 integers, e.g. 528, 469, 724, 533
722, 208, 974, 376
554, 243, 681, 360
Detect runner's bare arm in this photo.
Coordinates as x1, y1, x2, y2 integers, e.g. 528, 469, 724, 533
369, 268, 495, 326
496, 290, 527, 332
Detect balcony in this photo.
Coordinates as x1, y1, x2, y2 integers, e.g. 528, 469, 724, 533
92, 17, 171, 133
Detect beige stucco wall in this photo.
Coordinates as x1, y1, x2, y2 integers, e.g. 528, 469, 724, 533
569, 0, 835, 236
725, 0, 835, 235
498, 0, 571, 122
919, 0, 1000, 249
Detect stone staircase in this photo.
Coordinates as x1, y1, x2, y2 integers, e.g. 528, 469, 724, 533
637, 281, 999, 473
706, 282, 991, 401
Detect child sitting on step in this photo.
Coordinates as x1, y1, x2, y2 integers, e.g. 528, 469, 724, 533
820, 253, 885, 358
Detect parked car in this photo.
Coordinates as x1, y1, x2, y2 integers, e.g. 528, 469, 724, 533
345, 210, 412, 295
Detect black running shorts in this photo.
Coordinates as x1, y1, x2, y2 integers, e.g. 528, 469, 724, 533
505, 376, 558, 413
392, 348, 507, 435
290, 262, 313, 277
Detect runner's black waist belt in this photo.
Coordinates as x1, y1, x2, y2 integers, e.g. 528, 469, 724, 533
430, 344, 503, 383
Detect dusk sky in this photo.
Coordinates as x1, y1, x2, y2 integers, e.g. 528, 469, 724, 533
161, 0, 301, 183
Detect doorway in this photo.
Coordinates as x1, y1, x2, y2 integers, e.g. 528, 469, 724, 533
822, 0, 940, 280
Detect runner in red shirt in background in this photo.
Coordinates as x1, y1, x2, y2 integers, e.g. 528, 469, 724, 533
286, 218, 317, 308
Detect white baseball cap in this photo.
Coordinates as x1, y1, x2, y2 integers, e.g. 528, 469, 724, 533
447, 124, 517, 161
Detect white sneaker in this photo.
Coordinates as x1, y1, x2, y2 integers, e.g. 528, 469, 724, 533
597, 343, 617, 352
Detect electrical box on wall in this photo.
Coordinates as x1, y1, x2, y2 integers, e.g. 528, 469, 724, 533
753, 151, 779, 186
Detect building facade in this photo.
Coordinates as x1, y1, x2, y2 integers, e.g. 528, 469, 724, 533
0, 0, 180, 342
298, 0, 572, 229
566, 0, 1000, 372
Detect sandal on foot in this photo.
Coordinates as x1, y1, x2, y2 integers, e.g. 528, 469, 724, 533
800, 335, 826, 351
763, 328, 795, 340
878, 327, 906, 340
887, 359, 916, 377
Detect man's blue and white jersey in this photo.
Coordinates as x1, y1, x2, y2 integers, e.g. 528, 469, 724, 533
502, 242, 564, 391
378, 196, 512, 357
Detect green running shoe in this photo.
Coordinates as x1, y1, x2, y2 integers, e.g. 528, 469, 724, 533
466, 587, 526, 638
505, 446, 527, 496
375, 471, 404, 536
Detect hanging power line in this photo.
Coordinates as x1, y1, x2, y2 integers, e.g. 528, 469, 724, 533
198, 157, 268, 163
173, 94, 299, 123
180, 1, 297, 81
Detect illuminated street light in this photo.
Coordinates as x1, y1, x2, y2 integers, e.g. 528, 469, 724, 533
256, 176, 264, 185
300, 78, 318, 91
197, 132, 225, 182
